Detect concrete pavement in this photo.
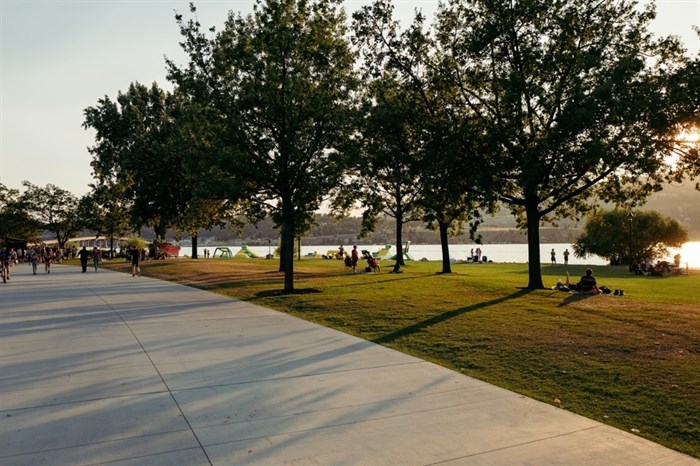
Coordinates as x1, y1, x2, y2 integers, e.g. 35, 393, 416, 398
1, 264, 697, 465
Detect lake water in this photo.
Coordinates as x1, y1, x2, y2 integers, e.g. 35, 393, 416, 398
180, 241, 700, 269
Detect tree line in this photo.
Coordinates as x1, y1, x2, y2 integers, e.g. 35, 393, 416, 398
5, 0, 700, 292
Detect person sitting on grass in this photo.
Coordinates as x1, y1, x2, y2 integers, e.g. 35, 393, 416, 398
576, 268, 598, 293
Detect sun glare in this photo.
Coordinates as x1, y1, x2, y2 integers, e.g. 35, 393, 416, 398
669, 242, 700, 270
678, 130, 700, 143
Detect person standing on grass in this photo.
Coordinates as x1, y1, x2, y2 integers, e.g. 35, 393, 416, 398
550, 248, 556, 265
77, 246, 90, 273
92, 247, 102, 271
563, 248, 570, 267
351, 245, 359, 273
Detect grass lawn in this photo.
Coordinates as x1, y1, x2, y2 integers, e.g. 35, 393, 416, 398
99, 256, 700, 457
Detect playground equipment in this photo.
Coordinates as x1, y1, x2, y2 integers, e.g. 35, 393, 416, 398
212, 247, 234, 259
372, 244, 392, 259
388, 241, 414, 261
234, 245, 261, 259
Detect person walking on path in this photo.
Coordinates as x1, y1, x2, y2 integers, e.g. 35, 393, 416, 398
43, 247, 53, 274
0, 248, 9, 283
29, 248, 39, 275
92, 247, 102, 272
130, 247, 141, 277
77, 246, 90, 273
550, 248, 557, 265
563, 248, 570, 267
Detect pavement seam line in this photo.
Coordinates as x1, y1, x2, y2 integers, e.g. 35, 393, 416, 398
424, 425, 607, 465
87, 283, 214, 466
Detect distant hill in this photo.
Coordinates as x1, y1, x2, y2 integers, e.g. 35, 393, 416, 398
80, 181, 700, 246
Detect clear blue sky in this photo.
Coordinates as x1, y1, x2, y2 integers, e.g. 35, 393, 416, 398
1, 0, 698, 197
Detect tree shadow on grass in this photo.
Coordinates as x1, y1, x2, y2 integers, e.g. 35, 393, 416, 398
372, 288, 533, 345
254, 288, 323, 298
556, 292, 600, 307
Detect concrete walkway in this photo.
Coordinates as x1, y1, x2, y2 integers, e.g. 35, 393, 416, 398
0, 264, 697, 466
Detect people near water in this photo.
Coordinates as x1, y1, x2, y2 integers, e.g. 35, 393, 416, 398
563, 249, 570, 266
550, 248, 556, 265
464, 247, 486, 263
337, 245, 345, 260
361, 250, 380, 272
351, 245, 359, 273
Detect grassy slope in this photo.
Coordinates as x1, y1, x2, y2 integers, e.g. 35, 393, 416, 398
100, 258, 700, 457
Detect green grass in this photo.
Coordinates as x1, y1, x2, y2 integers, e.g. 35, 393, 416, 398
98, 257, 700, 457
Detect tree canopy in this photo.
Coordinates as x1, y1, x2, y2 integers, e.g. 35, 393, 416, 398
0, 183, 42, 243
167, 0, 358, 292
70, 0, 698, 292
573, 209, 688, 265
427, 0, 695, 287
19, 182, 82, 248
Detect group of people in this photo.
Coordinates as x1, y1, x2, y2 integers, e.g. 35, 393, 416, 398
550, 248, 571, 266
1, 245, 64, 281
0, 244, 146, 282
469, 248, 484, 262
340, 245, 380, 273
76, 246, 103, 273
554, 269, 603, 294
553, 268, 621, 296
632, 254, 683, 276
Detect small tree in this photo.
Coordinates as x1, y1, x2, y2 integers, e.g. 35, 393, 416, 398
573, 209, 688, 265
78, 184, 132, 257
0, 183, 42, 243
20, 182, 82, 248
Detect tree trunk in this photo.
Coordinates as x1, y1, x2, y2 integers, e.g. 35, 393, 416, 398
278, 199, 295, 293
438, 219, 452, 273
525, 199, 545, 289
282, 222, 295, 293
191, 234, 198, 259
395, 215, 405, 267
279, 232, 287, 272
154, 224, 166, 242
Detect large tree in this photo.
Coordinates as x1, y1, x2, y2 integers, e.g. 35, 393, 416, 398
168, 0, 357, 293
351, 1, 491, 273
431, 0, 696, 288
573, 209, 688, 265
333, 73, 425, 270
84, 82, 184, 239
84, 83, 228, 252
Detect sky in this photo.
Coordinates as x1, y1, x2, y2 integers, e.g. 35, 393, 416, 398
1, 0, 699, 198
